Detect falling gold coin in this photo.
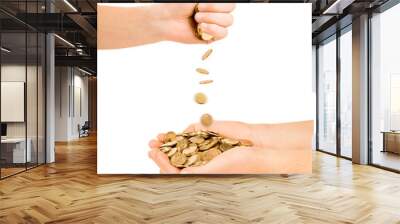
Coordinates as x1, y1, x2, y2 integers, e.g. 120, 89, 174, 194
202, 49, 213, 60
196, 68, 209, 75
200, 113, 213, 127
194, 92, 207, 104
199, 80, 213, 85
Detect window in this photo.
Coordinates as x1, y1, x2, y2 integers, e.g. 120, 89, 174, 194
370, 2, 400, 171
339, 28, 352, 158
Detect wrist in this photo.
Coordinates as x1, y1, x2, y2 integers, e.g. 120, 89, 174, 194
145, 4, 171, 42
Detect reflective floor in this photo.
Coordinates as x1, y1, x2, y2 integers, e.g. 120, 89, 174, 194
373, 150, 400, 171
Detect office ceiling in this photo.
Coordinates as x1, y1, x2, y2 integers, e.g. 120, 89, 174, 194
0, 0, 394, 74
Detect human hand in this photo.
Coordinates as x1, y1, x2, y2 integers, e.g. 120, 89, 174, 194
148, 120, 313, 174
154, 3, 235, 44
148, 121, 255, 174
98, 3, 235, 49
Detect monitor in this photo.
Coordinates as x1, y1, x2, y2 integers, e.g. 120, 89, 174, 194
1, 123, 7, 137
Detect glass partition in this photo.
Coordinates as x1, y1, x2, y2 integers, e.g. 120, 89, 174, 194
317, 35, 337, 154
0, 1, 46, 179
1, 30, 28, 177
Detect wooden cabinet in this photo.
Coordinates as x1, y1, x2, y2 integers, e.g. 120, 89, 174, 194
382, 132, 400, 154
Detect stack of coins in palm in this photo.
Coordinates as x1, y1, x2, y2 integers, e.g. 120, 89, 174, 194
159, 130, 253, 168
195, 48, 214, 127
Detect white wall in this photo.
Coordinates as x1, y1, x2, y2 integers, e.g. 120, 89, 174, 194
55, 67, 89, 141
1, 65, 37, 138
55, 67, 70, 141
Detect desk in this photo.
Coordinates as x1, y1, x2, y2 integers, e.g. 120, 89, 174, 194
382, 131, 400, 154
1, 138, 32, 163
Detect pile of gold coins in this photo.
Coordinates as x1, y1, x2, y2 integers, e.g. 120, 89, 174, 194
159, 130, 253, 168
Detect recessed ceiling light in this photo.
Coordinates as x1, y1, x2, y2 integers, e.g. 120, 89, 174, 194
54, 34, 75, 48
77, 67, 93, 76
1, 47, 11, 53
63, 0, 78, 12
323, 0, 354, 15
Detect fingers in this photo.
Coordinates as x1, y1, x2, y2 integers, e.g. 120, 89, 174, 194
157, 133, 165, 142
199, 23, 227, 41
148, 138, 180, 174
148, 148, 180, 174
197, 3, 236, 13
149, 139, 161, 148
194, 3, 235, 42
194, 12, 233, 28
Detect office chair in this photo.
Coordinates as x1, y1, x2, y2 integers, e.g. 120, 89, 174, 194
79, 121, 90, 138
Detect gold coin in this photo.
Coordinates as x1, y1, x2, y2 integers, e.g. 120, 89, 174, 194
197, 26, 214, 41
161, 140, 177, 147
202, 49, 213, 60
196, 68, 209, 75
185, 154, 199, 167
165, 131, 176, 142
199, 80, 213, 85
160, 147, 172, 153
221, 138, 240, 146
199, 137, 219, 150
189, 136, 205, 144
239, 139, 254, 147
171, 152, 187, 166
200, 113, 213, 127
201, 33, 214, 41
194, 92, 207, 104
176, 138, 189, 151
219, 143, 233, 152
167, 147, 178, 157
202, 148, 221, 161
182, 144, 198, 156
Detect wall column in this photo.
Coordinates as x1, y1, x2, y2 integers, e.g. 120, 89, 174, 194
352, 14, 369, 164
46, 33, 55, 163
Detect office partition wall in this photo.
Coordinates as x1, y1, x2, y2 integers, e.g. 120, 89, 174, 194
0, 1, 46, 179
